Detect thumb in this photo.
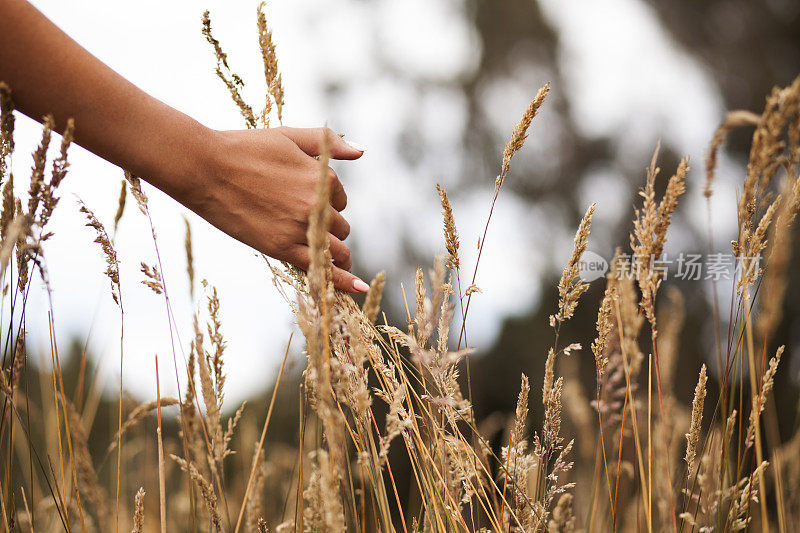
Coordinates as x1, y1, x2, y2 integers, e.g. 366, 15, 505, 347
279, 126, 366, 160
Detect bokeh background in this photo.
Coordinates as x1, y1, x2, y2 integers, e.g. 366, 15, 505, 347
10, 0, 800, 441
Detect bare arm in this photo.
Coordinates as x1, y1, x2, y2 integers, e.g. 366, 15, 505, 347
0, 0, 369, 292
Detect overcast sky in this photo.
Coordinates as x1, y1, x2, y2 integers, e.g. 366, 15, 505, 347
11, 0, 726, 406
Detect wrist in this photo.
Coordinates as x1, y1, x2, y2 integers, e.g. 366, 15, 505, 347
149, 118, 222, 208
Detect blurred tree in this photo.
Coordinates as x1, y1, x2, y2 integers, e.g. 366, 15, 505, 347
320, 0, 800, 523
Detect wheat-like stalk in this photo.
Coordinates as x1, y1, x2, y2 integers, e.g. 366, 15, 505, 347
361, 270, 386, 324
684, 364, 707, 477
551, 203, 595, 328
2, 11, 800, 533
131, 488, 145, 533
499, 83, 550, 185
436, 184, 460, 270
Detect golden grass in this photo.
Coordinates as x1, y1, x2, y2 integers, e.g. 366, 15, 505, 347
0, 7, 799, 533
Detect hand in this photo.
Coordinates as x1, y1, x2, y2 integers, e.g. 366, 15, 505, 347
182, 126, 369, 293
0, 1, 370, 292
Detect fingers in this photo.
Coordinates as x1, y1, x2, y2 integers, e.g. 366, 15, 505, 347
280, 126, 366, 160
286, 238, 350, 275
328, 234, 351, 271
287, 245, 369, 294
328, 168, 347, 211
279, 128, 348, 210
332, 265, 369, 293
328, 207, 351, 240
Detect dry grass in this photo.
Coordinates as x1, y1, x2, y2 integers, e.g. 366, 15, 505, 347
0, 7, 799, 533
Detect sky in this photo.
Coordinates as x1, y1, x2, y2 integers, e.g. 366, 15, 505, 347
9, 0, 727, 405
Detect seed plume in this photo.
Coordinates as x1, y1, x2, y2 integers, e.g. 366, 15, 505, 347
257, 1, 284, 125
202, 10, 258, 129
113, 179, 127, 235
746, 346, 783, 449
436, 184, 460, 270
685, 364, 707, 475
131, 488, 145, 533
79, 199, 120, 305
499, 82, 550, 186
362, 270, 386, 323
705, 110, 760, 198
551, 203, 595, 327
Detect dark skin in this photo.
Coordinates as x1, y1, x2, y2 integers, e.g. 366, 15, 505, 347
0, 0, 370, 293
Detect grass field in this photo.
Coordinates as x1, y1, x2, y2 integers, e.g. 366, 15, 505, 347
1, 5, 799, 532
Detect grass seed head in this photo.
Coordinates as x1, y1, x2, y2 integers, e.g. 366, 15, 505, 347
685, 364, 708, 475
113, 179, 127, 235
436, 184, 460, 270
552, 203, 595, 328
362, 270, 386, 323
499, 82, 550, 186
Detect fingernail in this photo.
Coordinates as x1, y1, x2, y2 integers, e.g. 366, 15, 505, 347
352, 278, 370, 292
345, 140, 366, 152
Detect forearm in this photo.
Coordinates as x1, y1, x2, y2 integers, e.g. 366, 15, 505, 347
0, 0, 369, 291
0, 0, 210, 197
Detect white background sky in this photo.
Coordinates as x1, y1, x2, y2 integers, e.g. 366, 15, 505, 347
10, 0, 730, 406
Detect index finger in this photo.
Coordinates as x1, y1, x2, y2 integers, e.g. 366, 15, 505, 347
279, 126, 366, 160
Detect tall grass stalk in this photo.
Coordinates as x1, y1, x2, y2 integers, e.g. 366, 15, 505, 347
0, 8, 798, 533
